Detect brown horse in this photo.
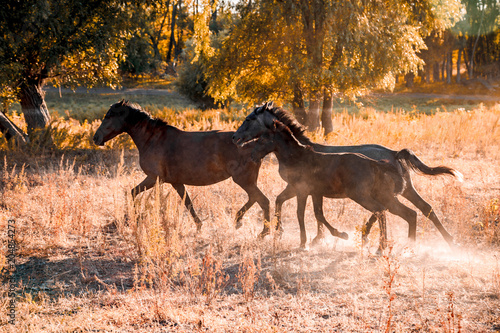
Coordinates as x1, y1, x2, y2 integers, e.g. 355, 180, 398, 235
93, 100, 270, 230
249, 120, 408, 250
233, 102, 463, 247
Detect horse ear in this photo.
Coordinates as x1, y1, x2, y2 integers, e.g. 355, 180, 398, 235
265, 101, 274, 110
255, 103, 265, 114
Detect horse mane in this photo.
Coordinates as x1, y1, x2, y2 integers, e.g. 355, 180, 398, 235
119, 101, 169, 128
267, 107, 313, 145
272, 120, 312, 151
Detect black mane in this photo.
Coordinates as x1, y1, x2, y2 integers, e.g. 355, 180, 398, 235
119, 101, 169, 128
267, 107, 313, 145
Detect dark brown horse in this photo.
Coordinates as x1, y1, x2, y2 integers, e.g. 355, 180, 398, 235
248, 120, 408, 250
93, 100, 270, 230
233, 102, 463, 247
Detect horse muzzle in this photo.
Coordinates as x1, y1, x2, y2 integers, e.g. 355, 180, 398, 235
93, 132, 105, 146
232, 134, 244, 147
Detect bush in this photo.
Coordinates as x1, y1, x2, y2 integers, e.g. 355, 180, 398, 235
175, 41, 217, 109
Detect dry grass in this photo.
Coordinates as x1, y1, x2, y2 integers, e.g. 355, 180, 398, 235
0, 102, 499, 332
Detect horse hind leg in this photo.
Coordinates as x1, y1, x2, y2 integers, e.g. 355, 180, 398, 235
362, 214, 378, 245
376, 212, 388, 255
384, 196, 418, 243
234, 198, 257, 229
402, 182, 454, 247
349, 194, 392, 253
234, 183, 270, 237
231, 163, 270, 234
172, 183, 203, 231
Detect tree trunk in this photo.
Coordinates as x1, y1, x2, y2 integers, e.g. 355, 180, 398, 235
292, 84, 307, 125
423, 65, 430, 83
321, 89, 334, 136
456, 49, 462, 83
18, 82, 51, 133
463, 49, 471, 80
151, 39, 162, 63
441, 58, 446, 81
433, 62, 440, 82
0, 112, 28, 144
405, 72, 414, 88
307, 93, 321, 132
166, 1, 179, 63
174, 1, 184, 60
446, 52, 452, 84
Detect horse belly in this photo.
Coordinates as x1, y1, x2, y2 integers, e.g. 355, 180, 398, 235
322, 181, 347, 199
165, 151, 231, 186
321, 167, 349, 198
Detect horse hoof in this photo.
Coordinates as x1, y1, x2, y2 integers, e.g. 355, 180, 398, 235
196, 223, 202, 232
235, 221, 243, 229
339, 232, 349, 240
447, 240, 459, 251
311, 236, 324, 247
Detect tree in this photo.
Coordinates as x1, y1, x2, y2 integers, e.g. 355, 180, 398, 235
176, 0, 235, 107
457, 0, 500, 79
0, 0, 140, 142
205, 0, 460, 134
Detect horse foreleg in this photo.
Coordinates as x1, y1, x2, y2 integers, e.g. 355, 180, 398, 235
274, 184, 296, 236
131, 175, 158, 199
296, 193, 308, 249
311, 195, 348, 246
126, 176, 158, 226
172, 183, 202, 231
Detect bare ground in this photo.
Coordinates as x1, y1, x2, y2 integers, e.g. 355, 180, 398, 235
0, 146, 498, 332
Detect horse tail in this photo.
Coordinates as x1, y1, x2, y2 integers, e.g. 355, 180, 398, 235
374, 159, 405, 194
395, 149, 463, 182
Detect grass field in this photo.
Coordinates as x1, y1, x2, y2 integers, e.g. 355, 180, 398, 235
0, 90, 499, 332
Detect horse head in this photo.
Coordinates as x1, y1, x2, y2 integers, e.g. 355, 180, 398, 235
233, 101, 276, 147
93, 100, 131, 146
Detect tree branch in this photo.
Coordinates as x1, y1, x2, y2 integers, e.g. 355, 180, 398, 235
0, 111, 28, 145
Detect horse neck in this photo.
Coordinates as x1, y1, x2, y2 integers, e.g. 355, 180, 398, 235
125, 119, 160, 152
272, 132, 310, 165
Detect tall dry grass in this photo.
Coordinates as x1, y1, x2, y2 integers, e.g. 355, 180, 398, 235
0, 103, 498, 332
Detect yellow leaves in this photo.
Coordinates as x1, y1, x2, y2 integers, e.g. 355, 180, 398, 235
192, 0, 216, 62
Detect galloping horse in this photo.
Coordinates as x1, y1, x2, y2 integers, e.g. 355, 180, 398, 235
93, 100, 270, 230
248, 120, 407, 250
233, 102, 463, 247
